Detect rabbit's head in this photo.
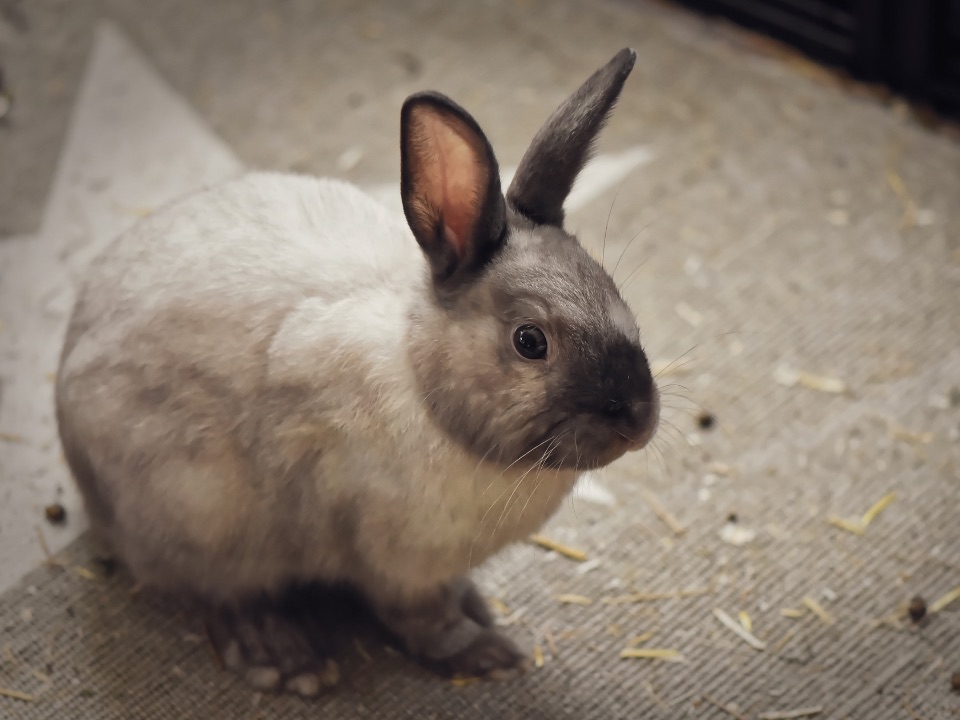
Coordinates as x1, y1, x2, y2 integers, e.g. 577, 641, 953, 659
403, 49, 658, 472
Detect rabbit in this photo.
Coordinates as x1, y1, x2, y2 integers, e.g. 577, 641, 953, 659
54, 47, 658, 695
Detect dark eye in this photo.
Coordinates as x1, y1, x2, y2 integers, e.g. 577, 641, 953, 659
513, 324, 548, 360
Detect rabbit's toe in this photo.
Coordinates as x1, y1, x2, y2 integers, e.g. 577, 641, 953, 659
435, 628, 529, 679
373, 576, 526, 680
206, 601, 340, 697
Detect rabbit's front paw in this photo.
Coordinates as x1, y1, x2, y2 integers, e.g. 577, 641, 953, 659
432, 627, 529, 679
374, 576, 528, 679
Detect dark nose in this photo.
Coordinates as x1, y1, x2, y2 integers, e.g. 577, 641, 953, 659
627, 396, 659, 449
603, 393, 659, 450
603, 399, 627, 416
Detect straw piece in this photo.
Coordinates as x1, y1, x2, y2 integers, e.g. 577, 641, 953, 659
713, 608, 766, 650
529, 534, 587, 561
802, 596, 835, 625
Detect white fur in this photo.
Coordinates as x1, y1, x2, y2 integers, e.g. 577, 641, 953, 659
59, 172, 576, 603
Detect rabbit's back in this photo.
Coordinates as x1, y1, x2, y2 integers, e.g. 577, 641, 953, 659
76, 173, 417, 333
61, 172, 422, 415
55, 173, 428, 597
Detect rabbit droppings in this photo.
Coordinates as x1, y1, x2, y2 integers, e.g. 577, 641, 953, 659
55, 49, 659, 694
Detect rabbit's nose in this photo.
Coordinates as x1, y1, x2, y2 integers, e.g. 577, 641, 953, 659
622, 395, 660, 451
603, 399, 627, 416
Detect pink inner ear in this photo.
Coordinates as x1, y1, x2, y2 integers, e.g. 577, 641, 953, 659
413, 110, 487, 257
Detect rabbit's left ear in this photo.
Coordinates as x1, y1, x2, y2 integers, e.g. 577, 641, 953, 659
401, 92, 507, 287
507, 48, 636, 228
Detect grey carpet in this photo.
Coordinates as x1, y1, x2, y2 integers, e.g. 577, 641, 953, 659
1, 0, 959, 718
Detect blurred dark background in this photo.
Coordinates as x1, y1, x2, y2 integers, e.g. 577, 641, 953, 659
672, 0, 960, 120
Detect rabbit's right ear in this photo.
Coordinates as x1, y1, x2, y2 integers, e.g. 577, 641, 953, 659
507, 48, 636, 228
401, 93, 507, 288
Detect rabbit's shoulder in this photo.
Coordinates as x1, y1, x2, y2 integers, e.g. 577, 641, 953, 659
78, 173, 420, 322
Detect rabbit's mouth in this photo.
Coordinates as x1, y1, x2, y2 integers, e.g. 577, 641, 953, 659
535, 391, 660, 472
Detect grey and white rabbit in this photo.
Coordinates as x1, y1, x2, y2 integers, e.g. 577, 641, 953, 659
55, 48, 658, 694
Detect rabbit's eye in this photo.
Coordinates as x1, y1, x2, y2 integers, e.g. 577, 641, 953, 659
513, 324, 548, 360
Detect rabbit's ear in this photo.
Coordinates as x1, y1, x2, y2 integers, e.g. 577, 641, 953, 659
401, 93, 506, 286
507, 48, 636, 228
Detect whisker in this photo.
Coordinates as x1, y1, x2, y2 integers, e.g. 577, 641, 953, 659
660, 404, 702, 419
537, 449, 571, 528
650, 413, 684, 442
617, 249, 659, 293
655, 443, 670, 478
647, 439, 668, 479
654, 346, 699, 380
612, 216, 660, 281
657, 418, 689, 448
653, 359, 698, 381
491, 434, 564, 542
570, 432, 585, 523
659, 397, 699, 409
657, 382, 693, 394
658, 392, 694, 401
511, 438, 569, 536
653, 429, 683, 453
470, 442, 500, 488
601, 186, 622, 270
470, 434, 560, 567
416, 371, 510, 412
480, 433, 557, 497
617, 231, 673, 293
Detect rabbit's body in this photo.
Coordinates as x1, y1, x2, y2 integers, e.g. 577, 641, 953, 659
56, 50, 658, 693
60, 174, 574, 602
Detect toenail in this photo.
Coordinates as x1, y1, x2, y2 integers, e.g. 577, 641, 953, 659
319, 659, 341, 686
286, 673, 322, 697
221, 641, 243, 671
246, 666, 282, 691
